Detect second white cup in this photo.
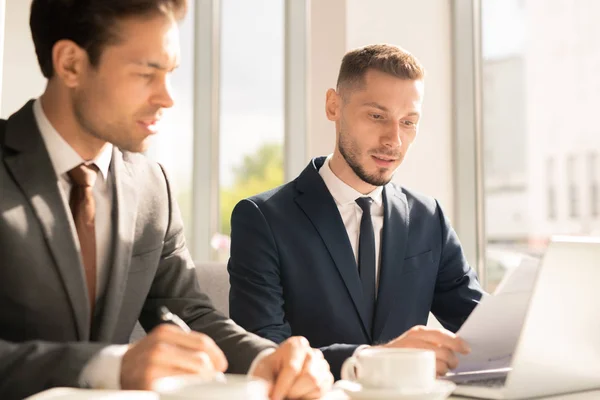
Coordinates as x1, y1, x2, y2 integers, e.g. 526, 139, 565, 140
340, 347, 436, 391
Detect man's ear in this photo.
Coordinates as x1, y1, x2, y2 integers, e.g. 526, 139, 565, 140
325, 88, 342, 122
51, 39, 88, 88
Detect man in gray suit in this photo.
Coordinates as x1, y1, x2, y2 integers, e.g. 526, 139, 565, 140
0, 1, 333, 399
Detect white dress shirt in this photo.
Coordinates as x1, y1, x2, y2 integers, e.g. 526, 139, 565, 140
318, 155, 384, 291
34, 99, 269, 389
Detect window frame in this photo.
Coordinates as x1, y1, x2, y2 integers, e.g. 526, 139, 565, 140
191, 0, 221, 262
451, 0, 487, 287
0, 0, 5, 112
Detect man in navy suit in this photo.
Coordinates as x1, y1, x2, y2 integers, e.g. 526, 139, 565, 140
228, 44, 485, 379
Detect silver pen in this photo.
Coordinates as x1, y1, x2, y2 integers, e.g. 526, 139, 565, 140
159, 306, 192, 333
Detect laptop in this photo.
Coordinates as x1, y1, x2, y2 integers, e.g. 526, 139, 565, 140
448, 237, 600, 399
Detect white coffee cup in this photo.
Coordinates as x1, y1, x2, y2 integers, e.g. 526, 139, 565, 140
340, 348, 436, 390
152, 374, 269, 400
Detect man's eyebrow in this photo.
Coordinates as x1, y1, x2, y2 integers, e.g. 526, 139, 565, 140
362, 102, 389, 112
362, 103, 421, 118
131, 60, 180, 71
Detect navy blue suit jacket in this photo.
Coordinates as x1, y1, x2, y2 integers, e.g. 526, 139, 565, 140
228, 157, 484, 378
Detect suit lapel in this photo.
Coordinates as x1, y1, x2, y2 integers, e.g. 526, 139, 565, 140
3, 101, 90, 340
372, 185, 409, 339
94, 149, 138, 341
294, 158, 371, 340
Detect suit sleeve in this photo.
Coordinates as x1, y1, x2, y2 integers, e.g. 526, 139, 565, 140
228, 199, 357, 379
431, 200, 486, 332
138, 166, 276, 375
0, 340, 107, 399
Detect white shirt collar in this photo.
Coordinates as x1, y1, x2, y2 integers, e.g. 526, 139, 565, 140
33, 98, 113, 180
319, 154, 383, 207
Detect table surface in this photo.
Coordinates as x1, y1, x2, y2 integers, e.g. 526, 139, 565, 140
323, 388, 600, 400
26, 387, 600, 400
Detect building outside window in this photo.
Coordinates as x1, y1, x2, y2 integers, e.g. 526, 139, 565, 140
481, 0, 600, 292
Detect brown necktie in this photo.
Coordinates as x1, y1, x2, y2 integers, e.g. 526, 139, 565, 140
68, 164, 99, 320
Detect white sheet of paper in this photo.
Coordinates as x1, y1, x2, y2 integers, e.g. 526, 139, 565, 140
25, 388, 158, 400
453, 256, 540, 373
493, 256, 540, 295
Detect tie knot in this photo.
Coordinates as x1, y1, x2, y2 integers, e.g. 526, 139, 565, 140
355, 197, 373, 213
68, 163, 99, 188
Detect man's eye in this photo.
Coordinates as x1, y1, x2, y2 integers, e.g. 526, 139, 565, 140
370, 114, 383, 120
402, 120, 415, 126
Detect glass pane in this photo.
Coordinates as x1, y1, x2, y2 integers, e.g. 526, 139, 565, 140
482, 0, 600, 292
217, 0, 284, 261
146, 2, 195, 245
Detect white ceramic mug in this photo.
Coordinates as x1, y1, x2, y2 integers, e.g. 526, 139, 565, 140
152, 374, 269, 400
340, 347, 436, 390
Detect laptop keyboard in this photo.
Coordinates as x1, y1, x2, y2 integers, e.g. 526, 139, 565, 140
460, 375, 507, 388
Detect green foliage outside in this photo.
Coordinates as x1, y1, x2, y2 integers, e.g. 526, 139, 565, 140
220, 142, 284, 235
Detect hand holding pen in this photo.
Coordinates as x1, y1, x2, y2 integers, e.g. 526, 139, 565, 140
159, 306, 226, 382
119, 306, 228, 390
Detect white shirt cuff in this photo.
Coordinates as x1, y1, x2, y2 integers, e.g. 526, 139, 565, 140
247, 348, 276, 376
353, 345, 370, 357
79, 344, 129, 389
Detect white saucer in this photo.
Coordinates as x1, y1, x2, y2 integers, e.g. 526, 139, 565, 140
334, 379, 456, 400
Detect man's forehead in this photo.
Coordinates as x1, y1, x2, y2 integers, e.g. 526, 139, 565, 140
345, 85, 423, 104
108, 17, 181, 65
112, 13, 180, 44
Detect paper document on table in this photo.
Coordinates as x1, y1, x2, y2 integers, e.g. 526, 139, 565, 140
25, 388, 158, 400
453, 256, 540, 373
493, 256, 540, 295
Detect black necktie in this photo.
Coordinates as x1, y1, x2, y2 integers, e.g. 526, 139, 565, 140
355, 197, 376, 334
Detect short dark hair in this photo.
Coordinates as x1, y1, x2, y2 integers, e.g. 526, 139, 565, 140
30, 0, 188, 78
336, 44, 425, 93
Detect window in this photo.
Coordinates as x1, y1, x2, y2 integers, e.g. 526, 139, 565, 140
590, 153, 599, 218
145, 1, 286, 261
478, 0, 600, 292
546, 158, 556, 220
146, 1, 195, 242
217, 0, 285, 261
567, 155, 578, 219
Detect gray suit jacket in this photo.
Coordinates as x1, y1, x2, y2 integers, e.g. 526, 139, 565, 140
0, 101, 275, 399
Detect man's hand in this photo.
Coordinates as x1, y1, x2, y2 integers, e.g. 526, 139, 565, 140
251, 337, 334, 400
379, 325, 470, 376
121, 324, 228, 390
